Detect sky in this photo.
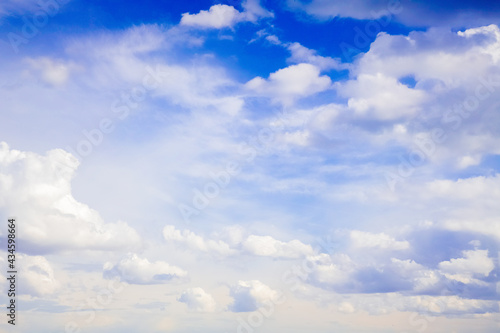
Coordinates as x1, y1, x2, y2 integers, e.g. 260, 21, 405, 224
0, 0, 500, 332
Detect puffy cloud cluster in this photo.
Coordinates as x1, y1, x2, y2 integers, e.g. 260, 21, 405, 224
273, 24, 500, 177
103, 253, 187, 284
302, 233, 498, 301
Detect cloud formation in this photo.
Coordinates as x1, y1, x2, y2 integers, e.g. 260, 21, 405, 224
103, 253, 187, 284
0, 142, 141, 253
180, 0, 273, 29
229, 280, 281, 312
163, 225, 314, 258
178, 287, 217, 312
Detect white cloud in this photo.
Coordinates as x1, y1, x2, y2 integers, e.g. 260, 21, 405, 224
306, 253, 355, 287
103, 253, 187, 284
241, 0, 274, 22
245, 63, 332, 104
163, 225, 314, 259
180, 0, 272, 29
438, 249, 495, 281
416, 175, 500, 239
287, 42, 345, 70
18, 254, 58, 296
354, 28, 500, 87
1, 2, 500, 331
390, 258, 440, 292
228, 280, 280, 312
178, 287, 216, 312
338, 301, 356, 313
163, 225, 236, 256
181, 4, 242, 29
0, 142, 141, 252
457, 154, 481, 169
425, 175, 500, 202
350, 230, 410, 250
25, 57, 79, 86
338, 73, 427, 120
301, 25, 500, 169
242, 235, 314, 258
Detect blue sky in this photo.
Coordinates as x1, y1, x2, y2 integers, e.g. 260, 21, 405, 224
1, 0, 500, 332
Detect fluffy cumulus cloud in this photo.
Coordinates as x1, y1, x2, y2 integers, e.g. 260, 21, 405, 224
0, 142, 141, 253
180, 0, 273, 29
103, 253, 187, 284
438, 249, 495, 283
181, 4, 242, 29
245, 63, 332, 104
300, 225, 499, 298
178, 287, 217, 312
228, 280, 281, 312
300, 24, 500, 172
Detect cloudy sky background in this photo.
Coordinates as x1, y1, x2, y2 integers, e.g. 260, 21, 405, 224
1, 0, 500, 332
